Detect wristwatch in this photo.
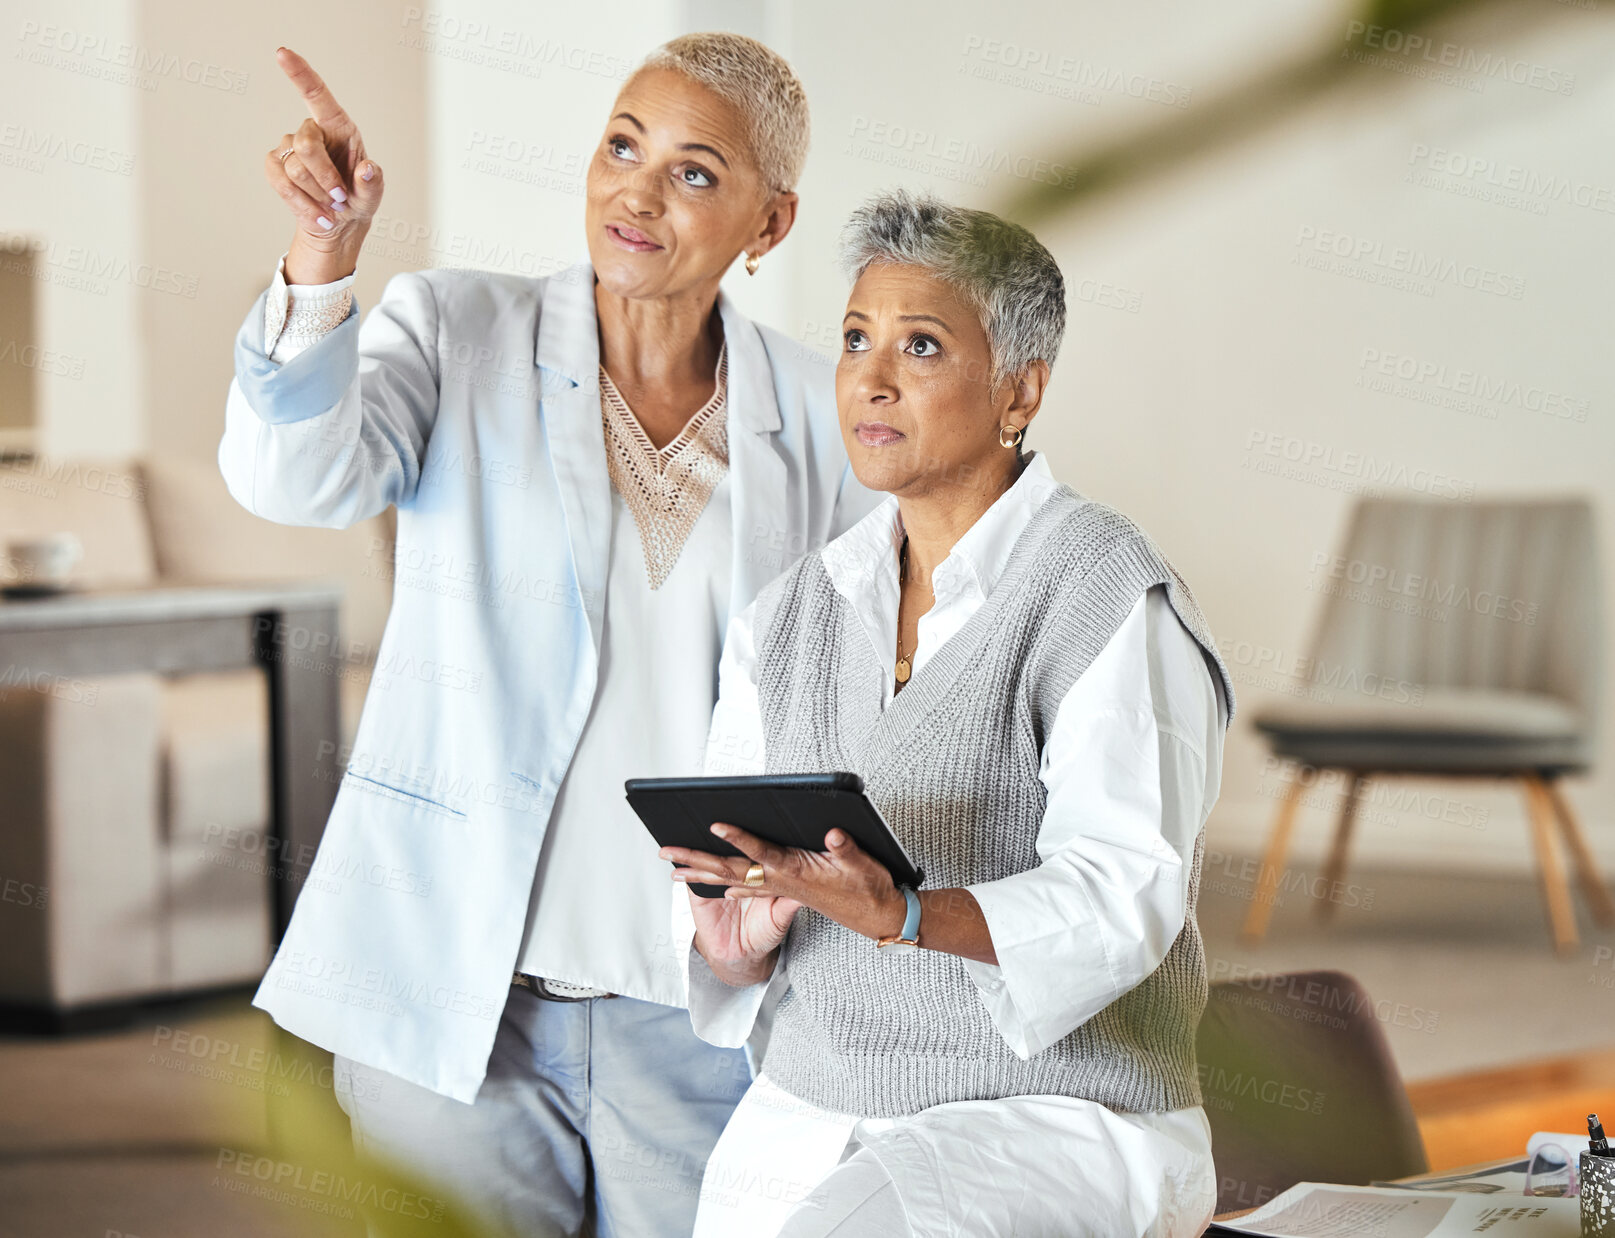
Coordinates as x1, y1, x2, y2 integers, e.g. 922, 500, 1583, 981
876, 885, 922, 955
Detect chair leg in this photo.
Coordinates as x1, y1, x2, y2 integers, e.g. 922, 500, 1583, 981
1522, 776, 1578, 955
1540, 776, 1615, 927
1316, 772, 1368, 921
1241, 768, 1307, 944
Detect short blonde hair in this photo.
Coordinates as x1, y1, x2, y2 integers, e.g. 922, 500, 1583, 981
639, 32, 810, 193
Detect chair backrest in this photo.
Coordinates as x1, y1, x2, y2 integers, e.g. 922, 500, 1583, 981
1198, 969, 1427, 1215
1306, 496, 1600, 735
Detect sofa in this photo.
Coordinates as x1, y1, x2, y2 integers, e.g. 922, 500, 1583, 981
0, 454, 392, 1015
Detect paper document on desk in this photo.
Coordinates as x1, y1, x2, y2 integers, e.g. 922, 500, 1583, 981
1210, 1182, 1579, 1236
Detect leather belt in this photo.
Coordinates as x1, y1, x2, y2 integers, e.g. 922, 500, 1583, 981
511, 972, 615, 1002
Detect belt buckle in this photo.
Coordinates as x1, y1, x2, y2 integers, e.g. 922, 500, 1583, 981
512, 972, 612, 1002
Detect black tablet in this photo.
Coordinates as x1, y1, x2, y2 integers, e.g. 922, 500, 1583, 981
625, 772, 924, 899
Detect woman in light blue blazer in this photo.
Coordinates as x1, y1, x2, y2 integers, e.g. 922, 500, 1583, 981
222, 33, 873, 1238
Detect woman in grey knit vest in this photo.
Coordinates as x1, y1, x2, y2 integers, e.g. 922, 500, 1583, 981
662, 190, 1238, 1238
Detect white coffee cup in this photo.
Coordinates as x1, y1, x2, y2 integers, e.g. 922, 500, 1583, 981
4, 532, 84, 588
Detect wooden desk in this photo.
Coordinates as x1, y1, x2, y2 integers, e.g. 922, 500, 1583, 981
0, 581, 343, 937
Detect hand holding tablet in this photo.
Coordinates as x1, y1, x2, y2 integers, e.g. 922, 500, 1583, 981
625, 772, 924, 899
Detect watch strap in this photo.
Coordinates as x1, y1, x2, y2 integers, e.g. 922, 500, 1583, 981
896, 884, 922, 942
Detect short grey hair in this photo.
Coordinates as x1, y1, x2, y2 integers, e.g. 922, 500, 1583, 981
638, 33, 810, 193
839, 189, 1066, 386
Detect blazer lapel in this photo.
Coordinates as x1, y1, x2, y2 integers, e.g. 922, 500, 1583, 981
718, 290, 792, 624
534, 263, 611, 654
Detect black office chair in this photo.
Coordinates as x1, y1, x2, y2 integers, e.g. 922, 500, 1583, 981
1198, 969, 1428, 1215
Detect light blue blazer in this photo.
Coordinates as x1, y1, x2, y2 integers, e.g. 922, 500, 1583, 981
220, 261, 874, 1101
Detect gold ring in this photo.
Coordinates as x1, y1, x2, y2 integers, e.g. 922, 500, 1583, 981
743, 862, 765, 887
277, 148, 295, 162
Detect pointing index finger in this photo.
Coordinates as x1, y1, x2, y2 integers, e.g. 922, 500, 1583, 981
277, 47, 350, 129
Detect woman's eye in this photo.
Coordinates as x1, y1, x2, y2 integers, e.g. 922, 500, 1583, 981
678, 165, 714, 188
907, 334, 941, 357
608, 137, 638, 161
844, 329, 869, 351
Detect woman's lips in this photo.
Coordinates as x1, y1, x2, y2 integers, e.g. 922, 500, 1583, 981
606, 223, 664, 252
854, 422, 905, 447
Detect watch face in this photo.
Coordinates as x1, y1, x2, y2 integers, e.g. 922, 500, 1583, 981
877, 939, 919, 956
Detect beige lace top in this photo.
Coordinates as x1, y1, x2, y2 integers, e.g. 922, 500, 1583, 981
599, 343, 729, 589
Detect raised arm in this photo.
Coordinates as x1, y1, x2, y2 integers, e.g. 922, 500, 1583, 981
219, 48, 437, 529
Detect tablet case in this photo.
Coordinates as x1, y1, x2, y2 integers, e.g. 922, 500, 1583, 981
625, 772, 924, 899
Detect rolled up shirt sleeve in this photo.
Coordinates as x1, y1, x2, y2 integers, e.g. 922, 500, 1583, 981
962, 585, 1226, 1059
672, 600, 786, 1052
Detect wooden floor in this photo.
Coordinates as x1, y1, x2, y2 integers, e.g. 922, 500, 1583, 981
1409, 1044, 1615, 1169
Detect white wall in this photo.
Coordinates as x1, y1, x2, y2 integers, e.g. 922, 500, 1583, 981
422, 0, 1615, 873
778, 0, 1615, 872
0, 0, 432, 462
2, 0, 145, 459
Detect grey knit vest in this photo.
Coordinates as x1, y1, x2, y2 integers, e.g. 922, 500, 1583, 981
753, 484, 1237, 1119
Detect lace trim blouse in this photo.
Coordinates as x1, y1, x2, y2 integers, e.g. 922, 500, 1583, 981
599, 343, 729, 589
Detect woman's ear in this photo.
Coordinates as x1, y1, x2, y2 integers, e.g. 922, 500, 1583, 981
1002, 359, 1051, 438
753, 191, 800, 260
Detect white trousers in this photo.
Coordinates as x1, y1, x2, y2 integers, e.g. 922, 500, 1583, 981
695, 1074, 1217, 1238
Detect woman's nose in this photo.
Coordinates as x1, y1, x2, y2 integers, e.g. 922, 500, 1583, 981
856, 357, 898, 404
621, 165, 664, 216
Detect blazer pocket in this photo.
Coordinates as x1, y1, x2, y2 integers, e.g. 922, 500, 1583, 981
342, 772, 469, 821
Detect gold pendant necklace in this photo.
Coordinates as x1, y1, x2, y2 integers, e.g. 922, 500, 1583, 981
895, 537, 913, 685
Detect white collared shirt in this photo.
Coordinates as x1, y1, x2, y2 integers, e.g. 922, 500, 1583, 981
678, 452, 1228, 1235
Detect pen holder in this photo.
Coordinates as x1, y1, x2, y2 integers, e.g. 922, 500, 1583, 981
1582, 1153, 1615, 1237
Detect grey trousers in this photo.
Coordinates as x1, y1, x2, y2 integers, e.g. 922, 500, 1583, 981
334, 986, 750, 1237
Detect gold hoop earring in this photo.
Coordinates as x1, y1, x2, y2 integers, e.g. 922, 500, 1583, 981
744, 253, 761, 276
998, 424, 1023, 449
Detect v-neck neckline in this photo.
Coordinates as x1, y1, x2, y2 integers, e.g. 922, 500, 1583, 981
599, 342, 728, 462
831, 486, 1084, 772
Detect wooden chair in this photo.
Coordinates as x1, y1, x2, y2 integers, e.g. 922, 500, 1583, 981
1243, 496, 1606, 954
